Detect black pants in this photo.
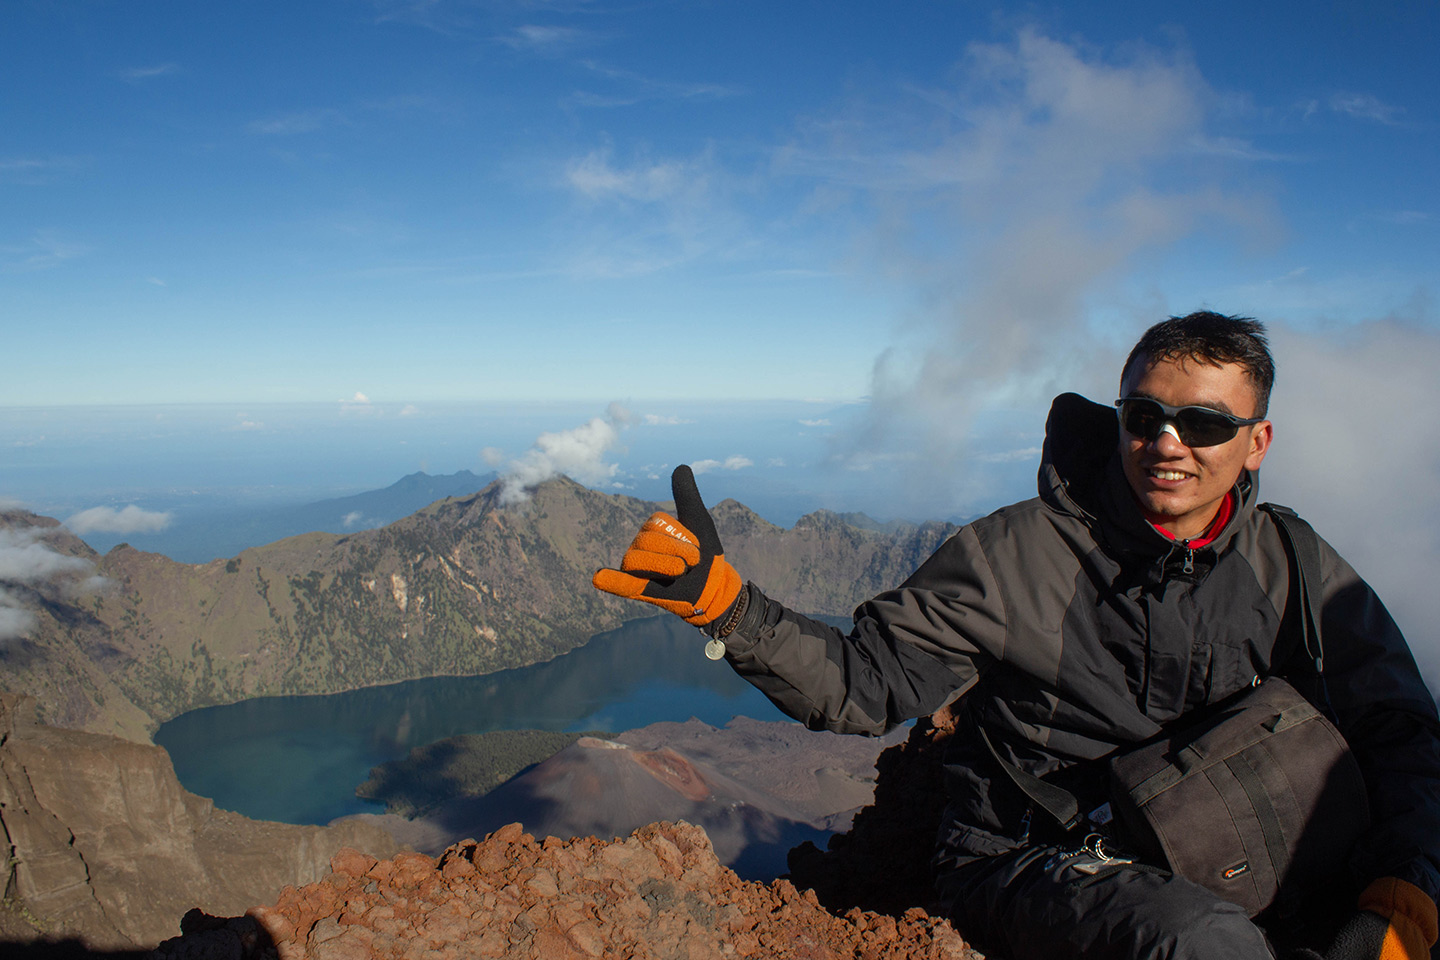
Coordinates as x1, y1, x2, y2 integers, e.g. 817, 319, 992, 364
941, 843, 1276, 960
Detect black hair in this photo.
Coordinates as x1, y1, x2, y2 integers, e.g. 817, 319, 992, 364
1120, 311, 1275, 417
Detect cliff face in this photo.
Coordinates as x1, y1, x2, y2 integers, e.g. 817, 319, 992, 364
152, 822, 982, 960
1, 480, 956, 741
0, 693, 399, 950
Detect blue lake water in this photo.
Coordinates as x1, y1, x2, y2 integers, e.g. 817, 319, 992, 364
154, 616, 799, 825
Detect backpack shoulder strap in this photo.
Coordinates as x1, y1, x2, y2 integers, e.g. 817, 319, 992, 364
1258, 502, 1325, 674
978, 726, 1082, 832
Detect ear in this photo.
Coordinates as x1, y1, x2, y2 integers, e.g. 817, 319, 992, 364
1244, 420, 1273, 472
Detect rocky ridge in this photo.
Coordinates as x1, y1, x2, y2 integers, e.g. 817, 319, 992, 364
153, 821, 982, 960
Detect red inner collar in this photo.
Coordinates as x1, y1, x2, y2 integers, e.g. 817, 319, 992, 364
1153, 491, 1236, 548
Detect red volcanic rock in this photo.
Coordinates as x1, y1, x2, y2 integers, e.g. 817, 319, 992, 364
153, 821, 983, 960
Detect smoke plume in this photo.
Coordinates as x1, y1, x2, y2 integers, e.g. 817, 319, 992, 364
498, 402, 632, 505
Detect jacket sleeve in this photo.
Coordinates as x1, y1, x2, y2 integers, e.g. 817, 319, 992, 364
716, 523, 1008, 736
1312, 539, 1440, 903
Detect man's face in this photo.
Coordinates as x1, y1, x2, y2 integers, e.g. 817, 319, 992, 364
1118, 354, 1272, 540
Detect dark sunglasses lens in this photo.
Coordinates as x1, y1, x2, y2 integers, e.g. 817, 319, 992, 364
1174, 409, 1238, 446
1119, 400, 1163, 439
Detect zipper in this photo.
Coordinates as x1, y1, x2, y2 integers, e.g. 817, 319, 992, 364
1180, 539, 1195, 575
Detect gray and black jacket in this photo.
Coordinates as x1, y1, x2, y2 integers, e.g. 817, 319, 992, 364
717, 393, 1440, 901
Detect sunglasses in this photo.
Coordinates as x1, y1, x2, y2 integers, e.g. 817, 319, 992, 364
1114, 397, 1265, 448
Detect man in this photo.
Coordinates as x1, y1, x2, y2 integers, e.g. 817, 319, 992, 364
592, 312, 1440, 960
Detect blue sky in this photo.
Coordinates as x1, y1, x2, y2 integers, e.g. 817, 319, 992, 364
4, 2, 1440, 677
4, 0, 1435, 408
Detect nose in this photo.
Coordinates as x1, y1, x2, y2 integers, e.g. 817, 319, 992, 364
1149, 420, 1189, 456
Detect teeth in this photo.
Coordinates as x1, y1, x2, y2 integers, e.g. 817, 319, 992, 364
1152, 469, 1188, 481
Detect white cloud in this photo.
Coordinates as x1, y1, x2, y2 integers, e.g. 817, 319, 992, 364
559, 142, 740, 277
1263, 320, 1440, 692
0, 528, 94, 582
339, 392, 378, 416
567, 148, 698, 203
499, 25, 593, 56
1329, 93, 1403, 125
0, 595, 37, 643
249, 107, 350, 136
568, 62, 739, 110
642, 414, 694, 426
2, 230, 90, 272
799, 418, 831, 427
780, 29, 1274, 516
498, 402, 632, 505
691, 456, 753, 475
64, 505, 173, 536
0, 526, 108, 642
120, 63, 181, 82
400, 404, 420, 417
342, 511, 366, 529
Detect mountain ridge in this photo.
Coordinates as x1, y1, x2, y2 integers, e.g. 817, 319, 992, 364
1, 476, 957, 742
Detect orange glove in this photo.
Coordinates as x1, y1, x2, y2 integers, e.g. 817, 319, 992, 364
592, 465, 743, 627
1324, 877, 1438, 960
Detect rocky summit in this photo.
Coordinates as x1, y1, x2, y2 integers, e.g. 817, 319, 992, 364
153, 821, 982, 960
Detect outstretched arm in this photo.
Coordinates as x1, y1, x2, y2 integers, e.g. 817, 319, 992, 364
592, 465, 993, 736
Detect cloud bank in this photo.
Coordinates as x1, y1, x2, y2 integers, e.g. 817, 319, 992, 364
65, 505, 173, 536
0, 525, 105, 642
1263, 320, 1440, 690
692, 456, 753, 475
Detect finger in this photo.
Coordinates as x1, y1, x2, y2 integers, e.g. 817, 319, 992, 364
671, 465, 723, 555
628, 523, 701, 566
620, 545, 688, 578
591, 567, 651, 599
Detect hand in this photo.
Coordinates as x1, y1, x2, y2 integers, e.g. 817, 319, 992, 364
1323, 878, 1437, 960
592, 465, 743, 627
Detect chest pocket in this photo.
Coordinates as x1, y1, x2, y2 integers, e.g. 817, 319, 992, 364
1159, 556, 1286, 713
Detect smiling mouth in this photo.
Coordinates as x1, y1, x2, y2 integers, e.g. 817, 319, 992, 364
1149, 469, 1191, 481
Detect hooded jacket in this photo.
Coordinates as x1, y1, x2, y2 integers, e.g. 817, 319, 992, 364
719, 393, 1440, 901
